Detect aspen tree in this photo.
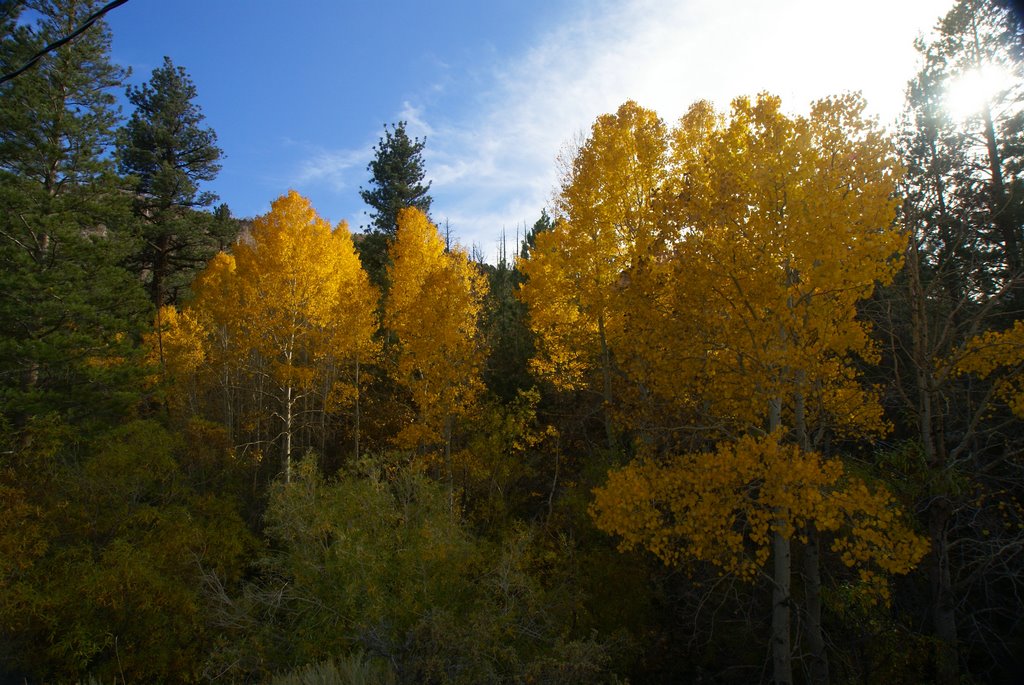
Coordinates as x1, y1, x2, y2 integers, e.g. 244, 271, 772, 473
519, 101, 668, 450
157, 192, 379, 478
590, 94, 926, 685
385, 208, 487, 496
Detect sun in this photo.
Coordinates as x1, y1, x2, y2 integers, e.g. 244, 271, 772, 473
944, 64, 1016, 119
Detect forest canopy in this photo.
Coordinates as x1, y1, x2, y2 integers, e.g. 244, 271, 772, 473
2, 1, 1024, 684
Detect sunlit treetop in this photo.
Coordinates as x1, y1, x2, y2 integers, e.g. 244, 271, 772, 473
622, 92, 905, 436
171, 190, 378, 405
520, 100, 669, 392
386, 207, 488, 447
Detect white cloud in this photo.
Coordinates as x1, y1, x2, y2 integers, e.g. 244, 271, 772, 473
294, 146, 369, 192
403, 0, 953, 259
399, 101, 435, 138
280, 1, 952, 252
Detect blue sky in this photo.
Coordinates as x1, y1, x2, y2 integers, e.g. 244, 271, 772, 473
106, 0, 954, 259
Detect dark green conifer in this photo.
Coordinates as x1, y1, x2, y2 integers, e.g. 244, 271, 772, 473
359, 120, 432, 236
118, 56, 230, 308
0, 0, 149, 424
356, 120, 433, 288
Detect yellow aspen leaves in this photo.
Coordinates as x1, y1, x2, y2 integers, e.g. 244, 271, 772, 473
591, 434, 928, 601
192, 190, 379, 397
956, 320, 1024, 418
557, 100, 669, 268
620, 93, 905, 435
153, 191, 380, 462
144, 305, 209, 410
545, 95, 928, 604
515, 222, 593, 390
219, 190, 369, 380
519, 101, 668, 392
385, 207, 487, 448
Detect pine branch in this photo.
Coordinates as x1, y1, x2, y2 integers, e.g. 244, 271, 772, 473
0, 0, 130, 85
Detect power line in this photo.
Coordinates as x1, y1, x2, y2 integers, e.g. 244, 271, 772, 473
0, 0, 131, 86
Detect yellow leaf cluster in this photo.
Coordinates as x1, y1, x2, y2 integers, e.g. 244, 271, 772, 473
156, 190, 379, 418
519, 101, 668, 391
517, 222, 596, 389
591, 434, 928, 600
385, 208, 488, 445
521, 95, 903, 447
956, 320, 1024, 418
520, 94, 928, 602
208, 191, 378, 384
618, 93, 903, 435
143, 305, 209, 409
146, 306, 207, 374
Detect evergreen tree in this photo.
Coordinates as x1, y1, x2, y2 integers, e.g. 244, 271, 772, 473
118, 56, 229, 308
481, 218, 546, 402
520, 209, 554, 260
878, 1, 1024, 681
359, 120, 432, 236
920, 0, 1023, 281
0, 0, 149, 424
356, 121, 432, 288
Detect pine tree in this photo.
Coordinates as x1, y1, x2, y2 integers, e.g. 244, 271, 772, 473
480, 218, 544, 402
519, 209, 553, 260
359, 121, 432, 236
879, 2, 1024, 680
118, 56, 229, 308
0, 0, 149, 424
357, 121, 432, 289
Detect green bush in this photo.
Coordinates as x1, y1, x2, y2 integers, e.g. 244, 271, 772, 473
207, 452, 628, 683
268, 651, 396, 685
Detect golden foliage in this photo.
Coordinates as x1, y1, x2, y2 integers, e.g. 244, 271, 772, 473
156, 191, 380, 433
385, 207, 488, 446
591, 434, 928, 601
205, 190, 378, 386
956, 320, 1024, 418
143, 305, 210, 410
560, 95, 927, 603
519, 101, 668, 390
620, 93, 904, 434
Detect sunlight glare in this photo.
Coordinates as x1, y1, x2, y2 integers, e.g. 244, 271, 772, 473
944, 65, 1016, 119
